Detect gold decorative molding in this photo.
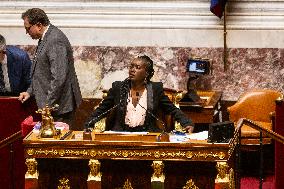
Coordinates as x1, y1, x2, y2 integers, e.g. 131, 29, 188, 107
25, 158, 38, 179
182, 179, 199, 189
57, 177, 70, 189
228, 131, 239, 158
151, 161, 165, 182
122, 179, 133, 189
25, 148, 227, 160
215, 162, 230, 188
88, 159, 101, 181
185, 151, 226, 160
229, 168, 235, 189
216, 162, 229, 180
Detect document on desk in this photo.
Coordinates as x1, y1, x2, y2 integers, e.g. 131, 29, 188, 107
186, 131, 208, 140
169, 131, 208, 142
103, 131, 149, 135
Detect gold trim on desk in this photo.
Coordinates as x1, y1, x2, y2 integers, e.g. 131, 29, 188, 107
24, 131, 230, 161
25, 147, 227, 161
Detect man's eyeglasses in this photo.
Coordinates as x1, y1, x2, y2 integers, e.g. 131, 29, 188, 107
25, 24, 35, 33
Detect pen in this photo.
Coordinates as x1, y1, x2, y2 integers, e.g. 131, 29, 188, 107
60, 130, 73, 140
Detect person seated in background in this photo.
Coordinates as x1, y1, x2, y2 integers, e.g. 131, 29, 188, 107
84, 55, 194, 133
0, 34, 32, 96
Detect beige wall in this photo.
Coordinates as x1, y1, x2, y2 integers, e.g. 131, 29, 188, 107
1, 0, 283, 48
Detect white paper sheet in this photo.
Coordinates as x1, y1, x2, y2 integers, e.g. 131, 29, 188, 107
186, 131, 208, 140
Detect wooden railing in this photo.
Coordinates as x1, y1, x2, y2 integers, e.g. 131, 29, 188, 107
0, 130, 22, 149
229, 117, 284, 189
0, 130, 23, 189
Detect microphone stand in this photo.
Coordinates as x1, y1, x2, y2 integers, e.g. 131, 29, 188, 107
83, 103, 121, 140
137, 103, 169, 142
85, 103, 120, 129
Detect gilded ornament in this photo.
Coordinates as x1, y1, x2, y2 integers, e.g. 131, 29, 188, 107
182, 179, 199, 189
123, 179, 133, 189
154, 151, 160, 158
216, 162, 229, 179
57, 177, 70, 189
186, 151, 194, 158
88, 159, 101, 181
218, 152, 226, 159
58, 149, 65, 156
25, 158, 38, 177
26, 149, 34, 156
122, 151, 129, 157
229, 168, 235, 189
152, 161, 164, 178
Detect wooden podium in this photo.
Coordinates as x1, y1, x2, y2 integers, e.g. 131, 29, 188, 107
23, 131, 235, 189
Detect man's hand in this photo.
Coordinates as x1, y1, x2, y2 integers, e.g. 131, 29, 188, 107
18, 92, 30, 103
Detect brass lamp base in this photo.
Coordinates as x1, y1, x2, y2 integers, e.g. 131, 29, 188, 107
36, 104, 60, 139
40, 126, 60, 138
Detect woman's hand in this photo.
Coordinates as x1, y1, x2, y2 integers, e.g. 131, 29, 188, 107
184, 125, 194, 134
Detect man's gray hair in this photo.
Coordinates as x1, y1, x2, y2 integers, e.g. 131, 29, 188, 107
0, 34, 6, 51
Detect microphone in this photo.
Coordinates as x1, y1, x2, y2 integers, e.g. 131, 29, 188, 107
123, 77, 130, 82
138, 102, 170, 142
137, 102, 169, 142
136, 101, 167, 133
135, 92, 169, 141
84, 103, 120, 129
122, 77, 130, 88
120, 77, 130, 103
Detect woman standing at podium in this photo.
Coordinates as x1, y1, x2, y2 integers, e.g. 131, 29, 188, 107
85, 55, 194, 133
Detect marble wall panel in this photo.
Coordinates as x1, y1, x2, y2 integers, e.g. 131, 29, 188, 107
21, 45, 284, 101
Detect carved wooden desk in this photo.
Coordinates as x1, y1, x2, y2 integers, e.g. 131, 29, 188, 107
23, 132, 235, 189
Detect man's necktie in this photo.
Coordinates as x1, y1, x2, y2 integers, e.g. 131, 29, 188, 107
38, 38, 42, 46
35, 39, 41, 53
34, 39, 42, 61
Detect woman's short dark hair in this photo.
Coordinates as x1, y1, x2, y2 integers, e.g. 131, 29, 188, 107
137, 55, 155, 82
21, 8, 50, 26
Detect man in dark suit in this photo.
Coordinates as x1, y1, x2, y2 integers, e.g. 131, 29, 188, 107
18, 8, 82, 129
0, 34, 32, 95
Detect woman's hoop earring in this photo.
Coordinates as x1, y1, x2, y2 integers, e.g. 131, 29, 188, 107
144, 76, 148, 84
